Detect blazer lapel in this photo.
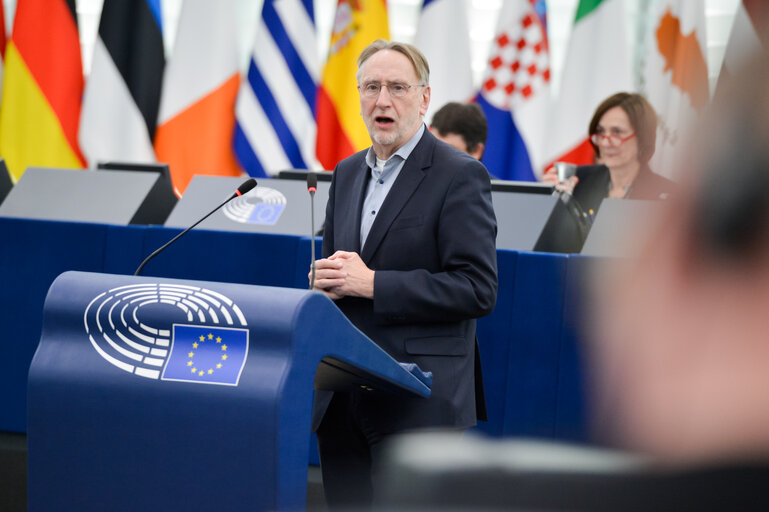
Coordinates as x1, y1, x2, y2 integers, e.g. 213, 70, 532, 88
337, 159, 370, 254
360, 132, 433, 262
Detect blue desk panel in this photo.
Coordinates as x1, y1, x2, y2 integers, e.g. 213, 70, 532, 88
0, 217, 590, 447
474, 249, 517, 437
555, 255, 598, 442
0, 218, 108, 432
504, 251, 568, 437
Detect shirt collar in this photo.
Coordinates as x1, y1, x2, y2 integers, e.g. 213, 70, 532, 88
365, 123, 426, 170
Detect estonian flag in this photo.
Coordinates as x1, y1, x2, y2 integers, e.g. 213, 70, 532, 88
79, 0, 165, 168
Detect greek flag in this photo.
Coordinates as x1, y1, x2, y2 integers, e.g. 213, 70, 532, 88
234, 0, 319, 178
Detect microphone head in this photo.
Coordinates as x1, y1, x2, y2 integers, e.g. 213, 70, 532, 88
306, 172, 317, 193
236, 178, 257, 196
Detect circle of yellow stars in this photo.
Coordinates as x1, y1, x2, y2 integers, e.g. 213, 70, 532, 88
186, 332, 228, 377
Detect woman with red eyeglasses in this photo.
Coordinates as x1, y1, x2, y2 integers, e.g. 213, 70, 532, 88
543, 92, 675, 215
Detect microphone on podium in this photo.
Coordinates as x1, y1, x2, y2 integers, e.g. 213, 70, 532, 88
307, 172, 317, 290
134, 178, 257, 276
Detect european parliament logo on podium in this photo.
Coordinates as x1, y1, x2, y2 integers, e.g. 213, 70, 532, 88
84, 282, 249, 386
222, 186, 287, 225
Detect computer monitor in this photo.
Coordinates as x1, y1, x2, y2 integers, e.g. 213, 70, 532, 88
165, 175, 330, 236
277, 169, 333, 182
97, 161, 177, 224
0, 159, 12, 207
0, 167, 168, 225
491, 179, 554, 194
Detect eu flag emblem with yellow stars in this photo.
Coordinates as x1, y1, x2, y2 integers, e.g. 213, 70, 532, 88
249, 203, 284, 225
161, 325, 249, 386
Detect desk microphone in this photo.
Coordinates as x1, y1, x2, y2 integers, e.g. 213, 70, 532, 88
307, 172, 317, 289
134, 178, 257, 276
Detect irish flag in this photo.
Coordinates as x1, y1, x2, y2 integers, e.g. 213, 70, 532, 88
0, 0, 85, 181
155, 0, 242, 195
546, 0, 631, 169
316, 0, 390, 169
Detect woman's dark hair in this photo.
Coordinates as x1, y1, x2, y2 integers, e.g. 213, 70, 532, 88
588, 92, 657, 164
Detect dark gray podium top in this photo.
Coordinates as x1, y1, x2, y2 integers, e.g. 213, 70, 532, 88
165, 175, 330, 236
493, 192, 559, 251
581, 198, 657, 258
0, 167, 160, 225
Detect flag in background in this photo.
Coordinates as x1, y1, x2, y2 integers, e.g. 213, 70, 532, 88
0, 0, 85, 181
643, 0, 708, 179
0, 1, 6, 102
414, 0, 474, 122
234, 0, 319, 178
714, 0, 768, 100
316, 0, 390, 170
546, 0, 631, 170
477, 0, 550, 181
78, 0, 164, 168
155, 0, 242, 196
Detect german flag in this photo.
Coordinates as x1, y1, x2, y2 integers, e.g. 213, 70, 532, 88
316, 0, 389, 169
0, 0, 85, 181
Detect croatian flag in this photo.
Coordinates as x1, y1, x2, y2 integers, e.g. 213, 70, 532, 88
234, 0, 319, 177
477, 0, 549, 181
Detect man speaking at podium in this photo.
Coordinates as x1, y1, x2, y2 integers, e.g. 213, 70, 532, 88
310, 39, 498, 508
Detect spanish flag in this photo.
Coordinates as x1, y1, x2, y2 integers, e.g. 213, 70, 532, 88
0, 0, 85, 181
316, 0, 389, 169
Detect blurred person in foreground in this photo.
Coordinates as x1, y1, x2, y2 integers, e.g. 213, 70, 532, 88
310, 40, 498, 509
587, 47, 769, 466
543, 92, 674, 214
429, 101, 487, 160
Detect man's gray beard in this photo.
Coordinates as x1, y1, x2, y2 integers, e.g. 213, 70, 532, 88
372, 131, 398, 146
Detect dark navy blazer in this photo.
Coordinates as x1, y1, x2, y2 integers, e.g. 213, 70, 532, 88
312, 128, 498, 433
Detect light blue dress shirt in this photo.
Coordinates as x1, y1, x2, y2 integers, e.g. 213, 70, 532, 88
360, 124, 425, 249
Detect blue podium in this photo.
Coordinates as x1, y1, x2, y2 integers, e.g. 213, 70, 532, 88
27, 271, 431, 511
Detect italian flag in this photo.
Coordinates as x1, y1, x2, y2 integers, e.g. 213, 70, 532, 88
546, 0, 631, 169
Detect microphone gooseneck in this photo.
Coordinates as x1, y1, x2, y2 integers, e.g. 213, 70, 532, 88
307, 173, 317, 290
134, 178, 257, 276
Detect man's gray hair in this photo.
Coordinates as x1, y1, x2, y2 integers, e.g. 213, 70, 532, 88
356, 39, 430, 85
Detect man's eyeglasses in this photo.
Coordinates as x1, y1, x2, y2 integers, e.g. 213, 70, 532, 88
590, 132, 636, 147
358, 82, 425, 98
